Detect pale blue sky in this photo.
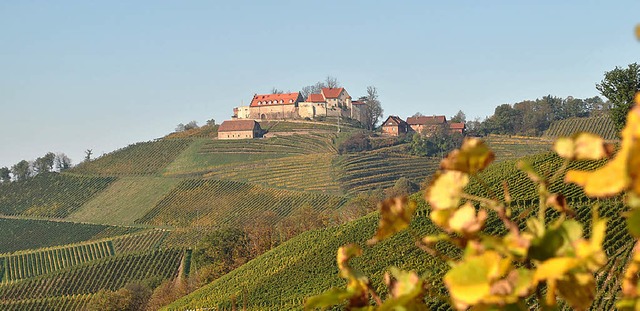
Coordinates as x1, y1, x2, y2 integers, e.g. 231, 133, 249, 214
1, 1, 638, 167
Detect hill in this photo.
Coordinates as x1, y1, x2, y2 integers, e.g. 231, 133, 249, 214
167, 152, 629, 310
0, 118, 628, 310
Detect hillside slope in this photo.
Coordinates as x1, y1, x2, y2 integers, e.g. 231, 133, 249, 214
167, 152, 629, 310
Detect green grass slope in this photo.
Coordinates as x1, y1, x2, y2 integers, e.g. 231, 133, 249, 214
68, 177, 183, 225
544, 115, 617, 140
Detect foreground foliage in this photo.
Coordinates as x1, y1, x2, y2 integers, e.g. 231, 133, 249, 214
306, 99, 640, 309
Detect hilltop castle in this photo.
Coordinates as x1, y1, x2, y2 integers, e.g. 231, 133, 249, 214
233, 87, 367, 123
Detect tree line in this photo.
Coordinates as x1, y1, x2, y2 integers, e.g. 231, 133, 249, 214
0, 152, 72, 184
465, 62, 639, 136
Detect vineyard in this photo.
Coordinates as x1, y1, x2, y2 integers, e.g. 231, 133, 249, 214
201, 133, 336, 155
0, 173, 116, 217
259, 120, 353, 133
1, 240, 115, 282
0, 218, 137, 254
0, 293, 93, 311
465, 151, 608, 202
544, 115, 618, 140
70, 139, 193, 176
202, 153, 342, 194
483, 134, 553, 162
335, 152, 440, 195
67, 176, 183, 225
164, 124, 219, 139
0, 249, 184, 300
163, 133, 338, 177
135, 179, 347, 227
168, 152, 632, 310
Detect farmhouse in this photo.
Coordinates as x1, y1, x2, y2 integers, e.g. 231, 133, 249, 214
381, 116, 410, 136
406, 115, 447, 134
218, 120, 262, 140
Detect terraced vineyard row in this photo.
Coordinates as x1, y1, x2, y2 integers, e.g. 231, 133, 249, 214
0, 173, 116, 218
335, 153, 440, 194
203, 153, 342, 194
112, 229, 168, 253
483, 135, 553, 162
135, 179, 347, 227
70, 139, 193, 176
0, 218, 135, 254
466, 152, 608, 202
0, 293, 93, 311
259, 120, 350, 133
2, 241, 115, 282
200, 133, 337, 155
544, 115, 617, 140
0, 249, 183, 300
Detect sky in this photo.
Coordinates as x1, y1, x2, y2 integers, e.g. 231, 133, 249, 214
1, 1, 639, 168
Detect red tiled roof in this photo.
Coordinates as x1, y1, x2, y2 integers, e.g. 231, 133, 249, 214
218, 120, 259, 132
383, 115, 407, 126
250, 93, 300, 107
321, 87, 344, 98
449, 122, 466, 130
306, 93, 326, 102
406, 115, 447, 125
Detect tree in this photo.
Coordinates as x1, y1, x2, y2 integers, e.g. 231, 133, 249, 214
206, 119, 216, 126
384, 177, 419, 198
362, 86, 384, 131
11, 160, 31, 181
33, 152, 55, 174
450, 110, 466, 123
325, 76, 341, 88
338, 133, 371, 154
55, 153, 72, 171
84, 149, 93, 162
193, 227, 251, 284
596, 63, 640, 130
0, 167, 10, 183
270, 87, 284, 94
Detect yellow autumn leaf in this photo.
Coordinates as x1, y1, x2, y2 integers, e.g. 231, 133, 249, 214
368, 197, 417, 245
444, 251, 507, 308
564, 105, 640, 197
573, 132, 613, 160
636, 24, 640, 40
448, 202, 487, 236
430, 209, 454, 230
534, 257, 579, 282
553, 137, 575, 159
440, 138, 495, 174
426, 171, 469, 210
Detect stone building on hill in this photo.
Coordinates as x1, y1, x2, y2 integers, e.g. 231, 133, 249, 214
218, 120, 263, 140
381, 116, 410, 136
233, 87, 366, 124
